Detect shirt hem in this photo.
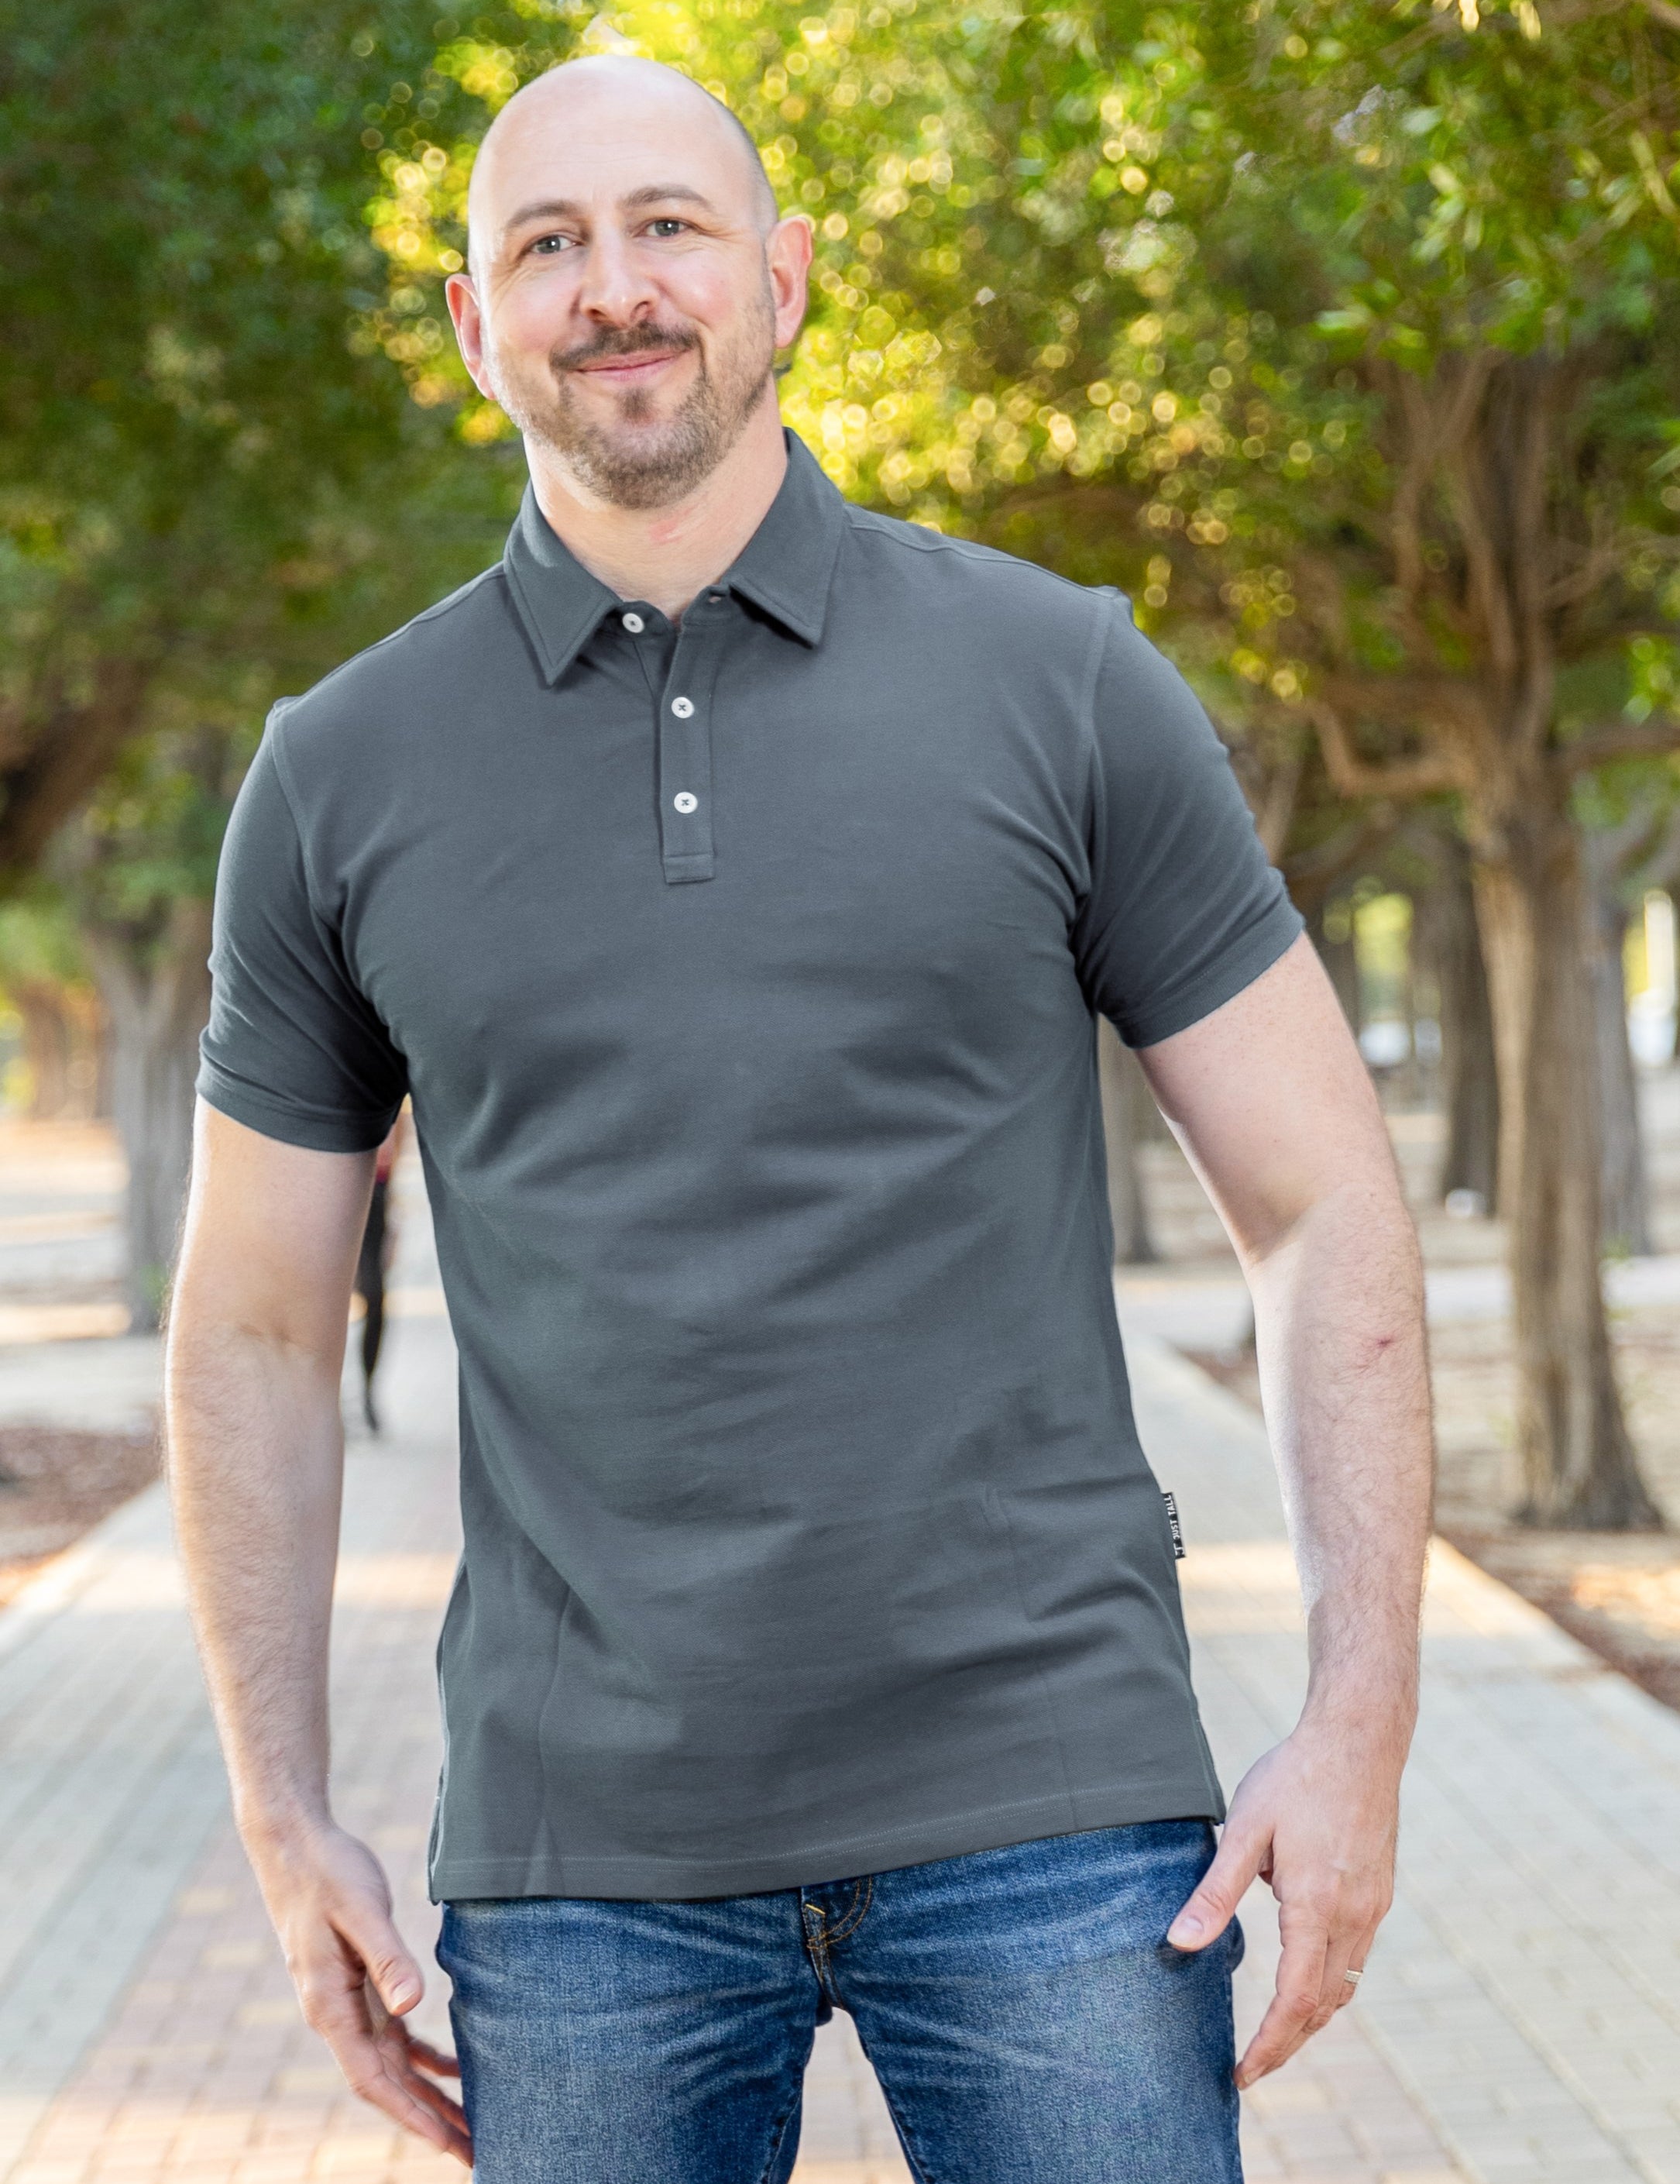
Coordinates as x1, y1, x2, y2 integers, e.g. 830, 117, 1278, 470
428, 1771, 1226, 1904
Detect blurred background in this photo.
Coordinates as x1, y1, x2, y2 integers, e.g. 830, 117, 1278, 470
5, 5, 1680, 2182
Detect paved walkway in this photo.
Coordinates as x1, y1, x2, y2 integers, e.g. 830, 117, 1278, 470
1118, 1251, 1680, 1351
3, 1302, 1680, 2181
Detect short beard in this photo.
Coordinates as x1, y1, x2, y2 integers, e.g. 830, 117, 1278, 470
486, 281, 777, 511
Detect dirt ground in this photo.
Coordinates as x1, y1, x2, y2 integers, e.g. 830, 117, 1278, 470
0, 1421, 160, 1605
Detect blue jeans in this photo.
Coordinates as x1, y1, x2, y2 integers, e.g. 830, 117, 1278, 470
439, 1818, 1245, 2182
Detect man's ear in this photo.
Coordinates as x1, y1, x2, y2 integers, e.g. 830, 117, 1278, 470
766, 213, 813, 353
445, 272, 495, 401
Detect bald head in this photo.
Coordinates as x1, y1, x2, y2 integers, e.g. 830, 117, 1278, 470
466, 57, 778, 281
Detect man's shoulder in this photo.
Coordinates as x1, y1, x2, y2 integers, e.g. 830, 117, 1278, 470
268, 562, 519, 760
839, 501, 1125, 640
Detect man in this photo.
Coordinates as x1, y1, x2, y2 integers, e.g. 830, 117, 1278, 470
167, 54, 1431, 2184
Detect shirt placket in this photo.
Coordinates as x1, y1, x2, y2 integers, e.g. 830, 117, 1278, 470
654, 594, 729, 886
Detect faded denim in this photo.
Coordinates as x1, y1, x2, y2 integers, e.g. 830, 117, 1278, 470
440, 1817, 1245, 2182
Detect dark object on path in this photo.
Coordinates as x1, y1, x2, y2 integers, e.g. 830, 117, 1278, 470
352, 1116, 405, 1434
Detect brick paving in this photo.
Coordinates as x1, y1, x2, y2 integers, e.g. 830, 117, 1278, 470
2, 1289, 1678, 2179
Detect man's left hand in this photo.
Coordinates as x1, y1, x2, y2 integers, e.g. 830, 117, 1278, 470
1164, 1715, 1403, 2087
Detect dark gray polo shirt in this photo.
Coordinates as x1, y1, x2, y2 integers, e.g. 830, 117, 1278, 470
198, 427, 1303, 1902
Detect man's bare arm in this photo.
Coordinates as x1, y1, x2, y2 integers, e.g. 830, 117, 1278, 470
1137, 931, 1431, 2088
166, 1100, 469, 2162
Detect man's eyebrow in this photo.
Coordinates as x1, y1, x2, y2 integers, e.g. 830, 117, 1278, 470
620, 184, 720, 213
502, 198, 584, 232
502, 184, 723, 233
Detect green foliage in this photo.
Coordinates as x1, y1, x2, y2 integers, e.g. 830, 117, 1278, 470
10, 0, 1680, 894
0, 896, 86, 989
71, 730, 236, 954
0, 0, 522, 882
366, 0, 1680, 752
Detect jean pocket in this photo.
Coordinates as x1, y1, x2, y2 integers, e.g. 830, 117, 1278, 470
1228, 1911, 1246, 1972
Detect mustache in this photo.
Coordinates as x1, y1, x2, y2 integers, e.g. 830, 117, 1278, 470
552, 323, 700, 373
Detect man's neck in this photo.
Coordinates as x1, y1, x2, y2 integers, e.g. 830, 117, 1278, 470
525, 395, 788, 621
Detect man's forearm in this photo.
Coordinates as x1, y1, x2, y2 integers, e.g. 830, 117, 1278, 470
166, 1320, 347, 1844
1246, 1175, 1432, 1739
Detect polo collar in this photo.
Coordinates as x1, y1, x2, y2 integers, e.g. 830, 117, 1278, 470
501, 428, 847, 685
717, 428, 846, 648
502, 486, 623, 687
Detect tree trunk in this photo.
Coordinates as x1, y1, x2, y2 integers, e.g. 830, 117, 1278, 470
1097, 1016, 1159, 1265
15, 982, 75, 1118
1419, 833, 1500, 1211
83, 897, 213, 1333
1469, 794, 1662, 1528
1311, 896, 1361, 1034
1586, 879, 1651, 1257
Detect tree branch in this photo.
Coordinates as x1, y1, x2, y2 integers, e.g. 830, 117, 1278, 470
1544, 531, 1630, 610
1314, 670, 1486, 732
0, 660, 151, 888
1283, 808, 1403, 915
1555, 717, 1680, 774
1304, 698, 1464, 801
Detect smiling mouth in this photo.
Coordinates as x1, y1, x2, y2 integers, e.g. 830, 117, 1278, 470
569, 349, 688, 384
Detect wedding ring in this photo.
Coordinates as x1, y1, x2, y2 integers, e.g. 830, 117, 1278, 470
1343, 1968, 1364, 1984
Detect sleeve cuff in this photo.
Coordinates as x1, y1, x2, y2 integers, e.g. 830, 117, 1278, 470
195, 1061, 402, 1154
1121, 893, 1306, 1051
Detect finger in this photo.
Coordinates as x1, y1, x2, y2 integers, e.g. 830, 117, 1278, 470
373, 2021, 472, 2142
355, 2018, 472, 2158
391, 2050, 472, 2145
296, 1945, 455, 2154
1235, 1910, 1329, 2088
1302, 1942, 1362, 2036
1166, 1822, 1268, 1951
1327, 1914, 1383, 2017
404, 2035, 463, 2078
338, 2034, 472, 2157
332, 1897, 424, 2015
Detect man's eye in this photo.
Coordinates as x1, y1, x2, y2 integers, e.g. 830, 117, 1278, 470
647, 218, 689, 238
531, 234, 575, 254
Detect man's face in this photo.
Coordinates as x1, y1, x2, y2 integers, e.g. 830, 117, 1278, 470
447, 76, 809, 509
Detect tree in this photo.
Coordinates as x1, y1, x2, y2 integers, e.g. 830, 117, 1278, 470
0, 0, 520, 1310
0, 898, 105, 1120
1414, 821, 1501, 1211
46, 730, 235, 1329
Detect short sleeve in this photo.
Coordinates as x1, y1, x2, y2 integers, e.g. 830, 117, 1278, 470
195, 710, 408, 1152
1073, 597, 1304, 1048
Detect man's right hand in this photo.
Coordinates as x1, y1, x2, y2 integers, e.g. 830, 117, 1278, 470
167, 1112, 466, 2155
249, 1820, 471, 2165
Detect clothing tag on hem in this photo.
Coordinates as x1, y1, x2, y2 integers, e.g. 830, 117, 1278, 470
1162, 1490, 1185, 1560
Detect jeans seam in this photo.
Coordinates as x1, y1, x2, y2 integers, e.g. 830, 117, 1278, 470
852, 2034, 938, 2184
800, 1902, 837, 2003
825, 1875, 874, 1947
751, 2067, 808, 2184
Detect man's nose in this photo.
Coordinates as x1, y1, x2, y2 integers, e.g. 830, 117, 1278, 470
575, 226, 658, 325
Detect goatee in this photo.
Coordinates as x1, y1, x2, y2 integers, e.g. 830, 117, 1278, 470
488, 297, 775, 511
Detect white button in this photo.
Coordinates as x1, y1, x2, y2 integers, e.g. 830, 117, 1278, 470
673, 791, 699, 814
671, 695, 695, 717
621, 611, 644, 633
